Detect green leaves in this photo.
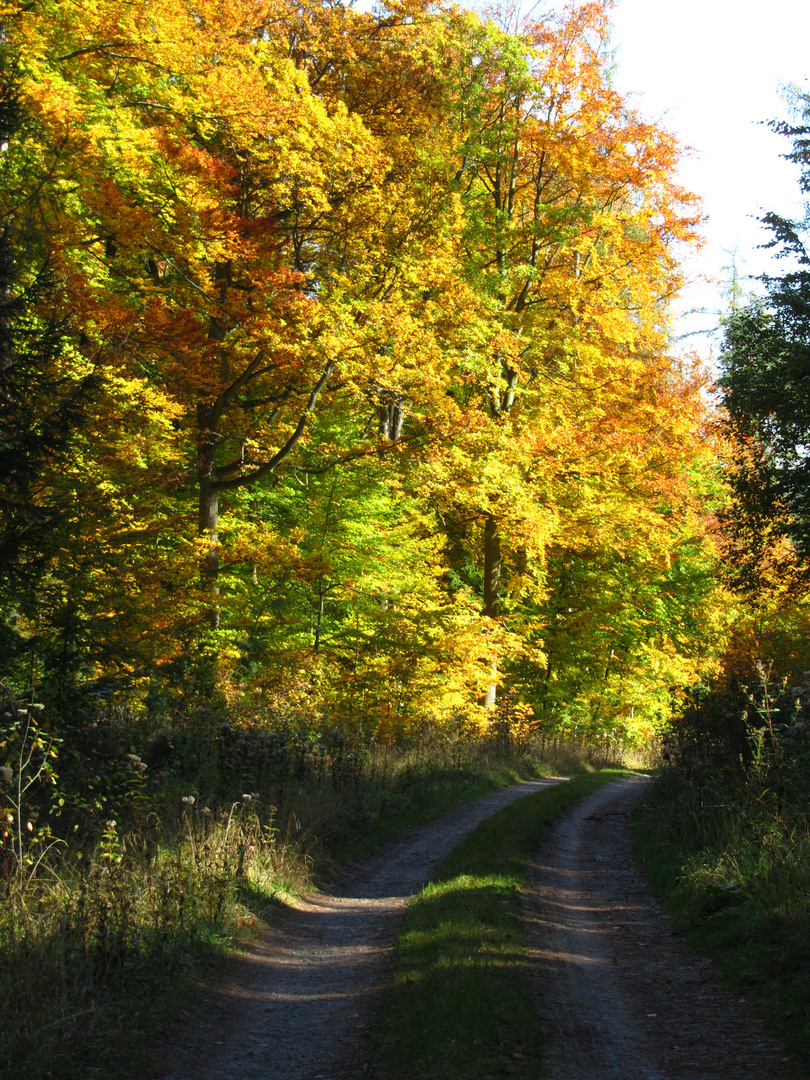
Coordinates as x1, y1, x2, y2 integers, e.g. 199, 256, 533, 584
0, 0, 720, 745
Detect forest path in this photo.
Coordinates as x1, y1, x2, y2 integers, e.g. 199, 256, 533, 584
527, 774, 793, 1080
155, 775, 797, 1080
153, 775, 565, 1080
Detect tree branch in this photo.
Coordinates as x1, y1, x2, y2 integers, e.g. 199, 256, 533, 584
56, 41, 142, 62
211, 364, 334, 490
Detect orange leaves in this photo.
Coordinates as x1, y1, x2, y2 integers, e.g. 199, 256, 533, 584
3, 0, 721, 734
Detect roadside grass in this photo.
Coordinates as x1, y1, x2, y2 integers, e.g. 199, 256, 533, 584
302, 741, 556, 878
370, 769, 628, 1080
1, 739, 597, 1080
632, 767, 810, 1068
1, 800, 300, 1080
307, 737, 637, 876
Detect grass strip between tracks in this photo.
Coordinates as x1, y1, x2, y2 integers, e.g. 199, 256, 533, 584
369, 768, 628, 1080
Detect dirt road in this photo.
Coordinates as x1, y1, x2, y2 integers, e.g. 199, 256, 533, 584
526, 774, 793, 1080
155, 774, 796, 1080
153, 776, 564, 1080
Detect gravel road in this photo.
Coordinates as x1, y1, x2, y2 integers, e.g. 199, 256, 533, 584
152, 776, 564, 1080
526, 774, 796, 1080
154, 774, 801, 1080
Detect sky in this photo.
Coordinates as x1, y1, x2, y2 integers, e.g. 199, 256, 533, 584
607, 0, 810, 362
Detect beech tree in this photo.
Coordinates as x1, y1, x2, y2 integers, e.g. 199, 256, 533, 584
413, 2, 707, 711
0, 0, 722, 740
0, 19, 187, 694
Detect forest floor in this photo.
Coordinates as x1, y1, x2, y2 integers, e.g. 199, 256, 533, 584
151, 775, 797, 1080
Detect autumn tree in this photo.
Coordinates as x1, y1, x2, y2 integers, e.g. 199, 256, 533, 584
11, 0, 469, 629
410, 1, 707, 714
0, 1, 194, 702
1, 0, 721, 742
0, 23, 118, 689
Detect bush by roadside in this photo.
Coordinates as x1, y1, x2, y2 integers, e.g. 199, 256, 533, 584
633, 672, 810, 1071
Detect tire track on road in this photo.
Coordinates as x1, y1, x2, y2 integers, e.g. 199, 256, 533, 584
525, 775, 792, 1080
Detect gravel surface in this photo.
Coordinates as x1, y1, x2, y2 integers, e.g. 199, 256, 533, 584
154, 774, 803, 1080
525, 774, 797, 1080
152, 776, 564, 1080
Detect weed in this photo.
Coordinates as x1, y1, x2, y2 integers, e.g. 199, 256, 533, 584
0, 796, 303, 1080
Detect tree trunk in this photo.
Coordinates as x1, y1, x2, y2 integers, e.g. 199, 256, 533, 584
0, 30, 15, 370
313, 578, 324, 653
197, 404, 220, 630
378, 395, 404, 441
483, 513, 501, 709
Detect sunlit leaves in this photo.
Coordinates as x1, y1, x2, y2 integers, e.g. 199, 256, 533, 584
0, 0, 722, 741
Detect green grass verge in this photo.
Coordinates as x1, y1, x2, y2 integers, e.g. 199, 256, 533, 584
369, 769, 628, 1080
632, 772, 810, 1069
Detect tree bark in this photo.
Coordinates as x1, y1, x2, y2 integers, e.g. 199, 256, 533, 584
313, 577, 324, 653
483, 513, 501, 709
197, 403, 220, 630
378, 393, 404, 441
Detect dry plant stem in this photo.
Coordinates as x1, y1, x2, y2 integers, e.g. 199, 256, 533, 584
153, 777, 565, 1080
0, 683, 57, 889
525, 776, 792, 1080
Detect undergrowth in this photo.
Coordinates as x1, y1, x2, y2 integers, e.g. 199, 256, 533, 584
634, 664, 810, 1068
1, 797, 303, 1080
634, 768, 810, 1067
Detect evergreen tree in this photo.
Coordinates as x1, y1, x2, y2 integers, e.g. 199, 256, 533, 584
719, 91, 810, 554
